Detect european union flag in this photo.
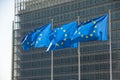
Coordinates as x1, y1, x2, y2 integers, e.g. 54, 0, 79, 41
21, 31, 37, 50
47, 21, 78, 51
71, 14, 108, 43
21, 23, 52, 50
33, 23, 52, 48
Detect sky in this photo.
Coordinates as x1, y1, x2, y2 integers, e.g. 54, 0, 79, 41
0, 0, 14, 80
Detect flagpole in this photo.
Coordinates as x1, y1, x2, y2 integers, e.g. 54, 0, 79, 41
51, 19, 54, 80
109, 9, 112, 80
77, 16, 81, 80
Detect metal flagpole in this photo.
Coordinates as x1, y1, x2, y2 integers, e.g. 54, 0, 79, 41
11, 21, 15, 80
109, 9, 112, 80
77, 16, 81, 80
51, 19, 54, 80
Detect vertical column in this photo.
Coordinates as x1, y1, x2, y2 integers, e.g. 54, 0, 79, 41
109, 9, 112, 80
11, 21, 15, 80
77, 16, 81, 80
51, 19, 54, 80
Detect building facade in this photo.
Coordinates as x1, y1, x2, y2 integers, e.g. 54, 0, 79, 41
12, 0, 120, 80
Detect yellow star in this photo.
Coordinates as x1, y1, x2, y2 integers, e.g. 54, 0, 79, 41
94, 26, 97, 28
61, 42, 64, 45
86, 36, 88, 38
93, 21, 96, 24
90, 34, 93, 37
38, 38, 41, 40
64, 38, 66, 41
93, 30, 96, 33
64, 34, 67, 37
39, 34, 42, 36
78, 32, 80, 34
63, 30, 66, 32
36, 41, 38, 44
81, 35, 84, 38
54, 30, 56, 32
56, 43, 59, 46
60, 27, 63, 30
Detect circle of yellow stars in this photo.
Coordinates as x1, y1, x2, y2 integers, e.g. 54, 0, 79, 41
54, 27, 68, 47
75, 20, 97, 39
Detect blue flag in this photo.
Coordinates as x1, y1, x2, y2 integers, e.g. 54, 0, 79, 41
71, 14, 108, 43
33, 23, 52, 48
21, 23, 52, 50
21, 32, 35, 50
46, 21, 78, 51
